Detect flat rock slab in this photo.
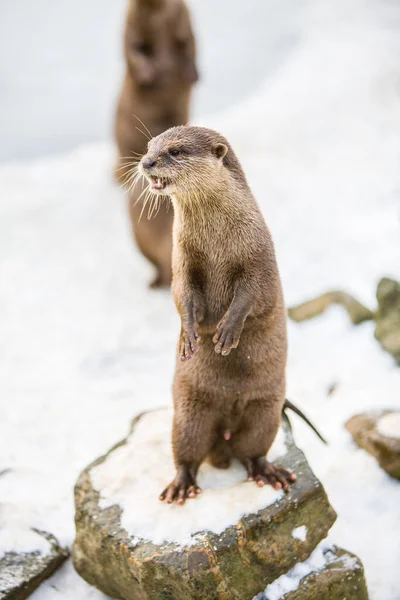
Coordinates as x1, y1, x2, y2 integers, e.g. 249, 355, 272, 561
346, 411, 400, 479
0, 530, 68, 600
255, 545, 368, 600
73, 409, 336, 600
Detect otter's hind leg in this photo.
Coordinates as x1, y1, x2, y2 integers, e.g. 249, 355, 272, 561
160, 390, 216, 505
231, 397, 296, 492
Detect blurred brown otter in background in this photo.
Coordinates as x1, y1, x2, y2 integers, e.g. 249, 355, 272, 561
139, 126, 296, 504
115, 0, 198, 288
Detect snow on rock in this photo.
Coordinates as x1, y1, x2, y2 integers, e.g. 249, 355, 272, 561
257, 543, 367, 600
377, 412, 400, 439
0, 505, 51, 560
262, 544, 329, 600
291, 525, 307, 543
346, 411, 400, 480
90, 409, 287, 547
1, 0, 400, 597
72, 410, 336, 600
0, 528, 68, 600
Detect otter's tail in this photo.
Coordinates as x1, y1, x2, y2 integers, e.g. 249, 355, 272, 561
283, 399, 327, 444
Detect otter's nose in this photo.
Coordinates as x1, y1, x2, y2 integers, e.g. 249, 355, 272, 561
142, 156, 157, 169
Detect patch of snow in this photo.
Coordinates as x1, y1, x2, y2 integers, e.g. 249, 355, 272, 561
0, 0, 400, 597
262, 542, 331, 600
91, 410, 286, 547
30, 560, 107, 599
0, 504, 50, 559
292, 525, 307, 542
377, 413, 400, 439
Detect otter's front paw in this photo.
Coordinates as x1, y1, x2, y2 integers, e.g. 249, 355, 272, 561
179, 326, 200, 361
213, 317, 243, 356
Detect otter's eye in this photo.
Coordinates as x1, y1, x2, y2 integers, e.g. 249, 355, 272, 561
135, 42, 153, 57
169, 149, 181, 157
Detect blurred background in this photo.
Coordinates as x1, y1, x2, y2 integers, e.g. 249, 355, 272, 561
0, 0, 299, 161
1, 1, 400, 599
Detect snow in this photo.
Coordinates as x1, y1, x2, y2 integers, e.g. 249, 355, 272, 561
0, 505, 50, 559
292, 525, 307, 542
262, 543, 330, 600
377, 413, 400, 439
261, 542, 358, 600
91, 409, 286, 546
0, 0, 400, 598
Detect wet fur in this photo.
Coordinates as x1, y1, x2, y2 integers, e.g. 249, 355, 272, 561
115, 0, 198, 287
140, 126, 295, 503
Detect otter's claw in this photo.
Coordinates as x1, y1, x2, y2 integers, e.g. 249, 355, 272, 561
160, 481, 202, 505
246, 457, 296, 492
179, 327, 200, 361
213, 318, 242, 356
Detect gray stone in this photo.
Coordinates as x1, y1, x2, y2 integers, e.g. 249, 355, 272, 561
346, 411, 400, 480
255, 546, 368, 600
72, 410, 336, 600
0, 530, 68, 600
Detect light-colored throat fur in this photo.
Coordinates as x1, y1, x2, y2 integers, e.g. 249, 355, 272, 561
171, 170, 267, 257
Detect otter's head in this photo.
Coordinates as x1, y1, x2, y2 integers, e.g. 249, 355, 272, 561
125, 0, 198, 89
139, 126, 238, 198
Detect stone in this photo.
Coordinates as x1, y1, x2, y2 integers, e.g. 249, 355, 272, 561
346, 411, 400, 479
287, 277, 400, 366
374, 278, 400, 365
0, 530, 68, 600
72, 409, 336, 600
288, 291, 374, 325
255, 545, 368, 600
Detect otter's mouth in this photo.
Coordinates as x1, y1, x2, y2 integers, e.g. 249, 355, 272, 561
149, 176, 170, 191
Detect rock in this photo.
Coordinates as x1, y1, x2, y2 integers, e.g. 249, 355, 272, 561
73, 409, 336, 600
287, 278, 400, 366
288, 291, 374, 325
0, 530, 68, 600
346, 411, 400, 479
374, 278, 400, 365
255, 545, 368, 600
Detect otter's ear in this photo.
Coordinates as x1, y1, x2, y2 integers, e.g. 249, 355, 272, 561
214, 143, 228, 160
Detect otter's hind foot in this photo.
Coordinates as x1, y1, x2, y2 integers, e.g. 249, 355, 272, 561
246, 457, 296, 492
159, 467, 202, 505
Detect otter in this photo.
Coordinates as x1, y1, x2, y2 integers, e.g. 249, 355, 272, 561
115, 0, 198, 288
138, 125, 297, 504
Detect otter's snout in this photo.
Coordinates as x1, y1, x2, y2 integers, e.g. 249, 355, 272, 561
142, 156, 157, 170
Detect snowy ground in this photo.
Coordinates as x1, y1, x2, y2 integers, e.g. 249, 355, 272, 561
0, 0, 300, 160
1, 0, 400, 598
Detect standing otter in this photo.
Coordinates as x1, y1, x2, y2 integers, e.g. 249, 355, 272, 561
115, 0, 198, 288
139, 126, 296, 504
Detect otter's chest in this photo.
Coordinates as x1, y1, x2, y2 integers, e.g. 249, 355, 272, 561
186, 246, 242, 322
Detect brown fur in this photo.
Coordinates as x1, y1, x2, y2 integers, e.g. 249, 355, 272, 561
139, 126, 296, 504
115, 0, 198, 287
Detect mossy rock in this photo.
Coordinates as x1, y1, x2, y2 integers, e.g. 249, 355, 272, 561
72, 409, 336, 600
375, 278, 400, 365
0, 530, 68, 600
346, 411, 400, 480
255, 546, 368, 599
